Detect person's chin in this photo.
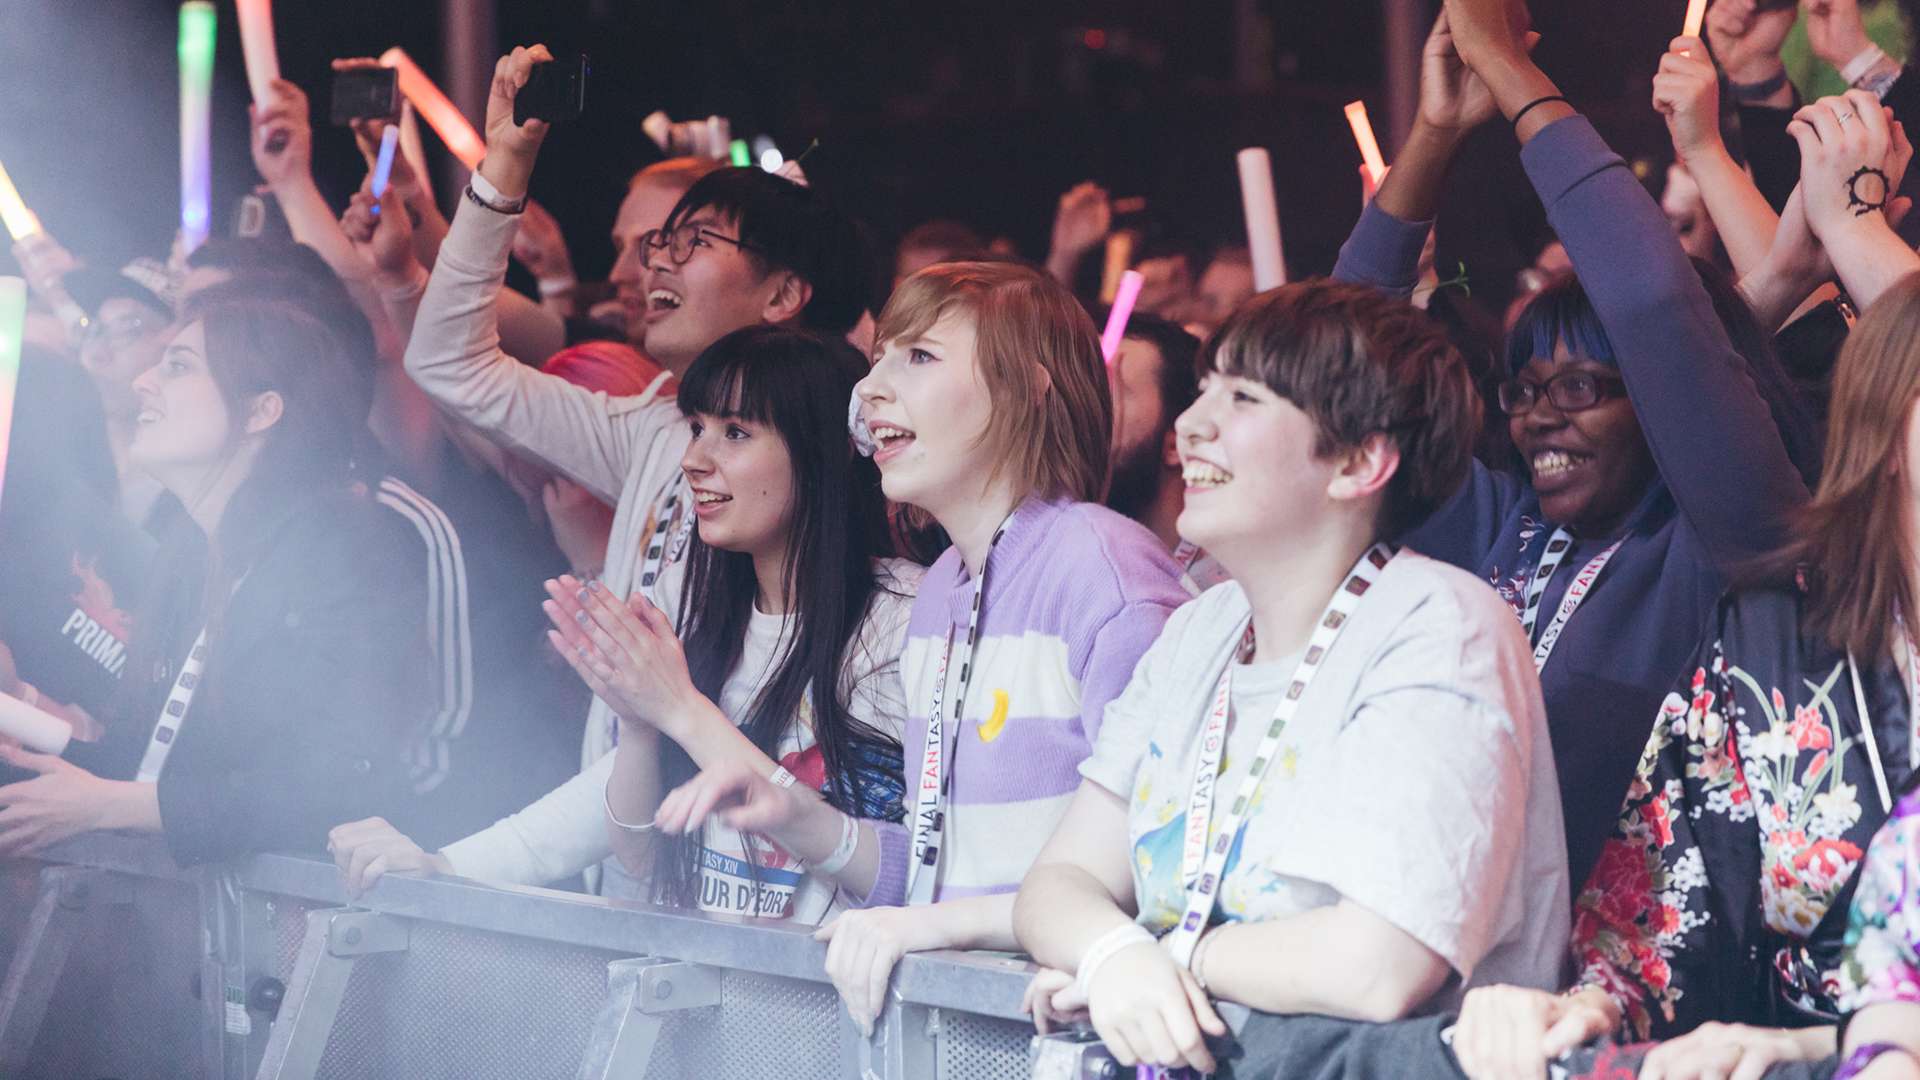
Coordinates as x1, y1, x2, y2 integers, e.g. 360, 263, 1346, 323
1535, 487, 1592, 530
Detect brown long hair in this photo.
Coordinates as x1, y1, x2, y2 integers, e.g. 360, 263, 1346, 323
1755, 272, 1920, 659
873, 261, 1112, 524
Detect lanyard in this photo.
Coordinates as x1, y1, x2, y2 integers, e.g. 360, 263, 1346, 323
1518, 527, 1622, 672
612, 475, 695, 746
135, 628, 211, 783
905, 518, 1011, 906
636, 474, 695, 594
1162, 543, 1396, 967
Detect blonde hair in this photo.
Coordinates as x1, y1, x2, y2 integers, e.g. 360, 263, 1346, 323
1757, 270, 1920, 658
875, 261, 1111, 508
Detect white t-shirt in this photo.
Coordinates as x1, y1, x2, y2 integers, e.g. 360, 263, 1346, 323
1081, 551, 1571, 1007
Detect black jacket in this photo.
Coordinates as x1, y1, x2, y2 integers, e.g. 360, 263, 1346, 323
70, 484, 431, 866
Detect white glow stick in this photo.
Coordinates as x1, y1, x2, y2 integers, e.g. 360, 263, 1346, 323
1236, 148, 1287, 290
0, 160, 42, 241
234, 0, 280, 106
381, 47, 485, 170
179, 2, 217, 254
0, 279, 23, 546
708, 116, 731, 159
0, 690, 73, 757
1100, 270, 1145, 364
1345, 101, 1389, 187
1683, 0, 1709, 39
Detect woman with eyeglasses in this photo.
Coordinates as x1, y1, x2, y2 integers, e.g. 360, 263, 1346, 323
1331, 5, 1817, 900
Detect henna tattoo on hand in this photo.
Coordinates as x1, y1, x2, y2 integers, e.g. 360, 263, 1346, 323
1847, 165, 1891, 217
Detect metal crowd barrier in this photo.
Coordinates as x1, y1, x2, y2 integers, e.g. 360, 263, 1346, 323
0, 833, 1044, 1079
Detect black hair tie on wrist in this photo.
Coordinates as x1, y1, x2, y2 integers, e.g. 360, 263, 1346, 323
1510, 95, 1571, 130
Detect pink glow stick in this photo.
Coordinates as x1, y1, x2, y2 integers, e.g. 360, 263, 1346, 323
1345, 101, 1389, 187
1100, 270, 1145, 364
1683, 0, 1709, 39
235, 0, 280, 106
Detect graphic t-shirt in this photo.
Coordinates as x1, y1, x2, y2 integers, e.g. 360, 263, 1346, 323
0, 357, 154, 719
692, 563, 917, 924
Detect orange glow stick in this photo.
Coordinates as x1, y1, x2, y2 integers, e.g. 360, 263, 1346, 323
381, 47, 485, 170
1682, 0, 1709, 39
1345, 101, 1389, 187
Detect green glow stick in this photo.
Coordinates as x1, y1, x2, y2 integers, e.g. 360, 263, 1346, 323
730, 139, 751, 167
179, 1, 217, 253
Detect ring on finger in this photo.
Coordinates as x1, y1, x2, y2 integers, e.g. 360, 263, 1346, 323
1838, 109, 1856, 126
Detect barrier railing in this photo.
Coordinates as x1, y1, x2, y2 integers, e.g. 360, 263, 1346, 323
0, 832, 1043, 1080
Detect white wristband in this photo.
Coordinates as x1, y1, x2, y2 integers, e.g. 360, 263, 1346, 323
603, 774, 656, 833
537, 276, 578, 298
1072, 922, 1157, 1001
1842, 44, 1890, 86
770, 766, 798, 789
810, 810, 861, 876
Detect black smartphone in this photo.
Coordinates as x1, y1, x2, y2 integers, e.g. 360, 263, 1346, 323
514, 55, 589, 126
330, 67, 400, 125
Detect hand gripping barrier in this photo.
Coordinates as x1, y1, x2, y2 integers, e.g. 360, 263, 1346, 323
0, 833, 1050, 1079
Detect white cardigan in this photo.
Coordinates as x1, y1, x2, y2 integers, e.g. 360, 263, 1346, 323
404, 193, 689, 886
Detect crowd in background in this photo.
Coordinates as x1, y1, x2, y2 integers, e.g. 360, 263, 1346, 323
4, 0, 1920, 1076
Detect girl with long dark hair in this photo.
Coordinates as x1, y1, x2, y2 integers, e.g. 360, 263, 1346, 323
0, 298, 430, 865
330, 326, 919, 923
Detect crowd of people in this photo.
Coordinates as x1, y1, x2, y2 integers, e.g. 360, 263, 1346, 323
4, 0, 1920, 1076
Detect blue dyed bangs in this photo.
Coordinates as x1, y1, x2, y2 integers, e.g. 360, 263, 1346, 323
1504, 274, 1617, 375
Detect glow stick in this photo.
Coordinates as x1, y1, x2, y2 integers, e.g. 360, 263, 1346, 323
179, 1, 216, 254
1100, 270, 1145, 364
0, 159, 42, 241
369, 125, 399, 215
0, 688, 74, 756
1345, 100, 1389, 187
0, 279, 21, 530
730, 139, 751, 167
381, 47, 485, 170
1682, 0, 1709, 39
708, 116, 731, 159
1236, 148, 1286, 290
234, 0, 279, 106
1099, 231, 1134, 304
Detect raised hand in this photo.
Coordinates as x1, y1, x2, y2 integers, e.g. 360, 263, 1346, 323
1419, 7, 1516, 133
340, 184, 419, 285
512, 199, 576, 284
250, 78, 314, 190
1803, 0, 1875, 71
1706, 0, 1797, 86
1654, 37, 1725, 163
1441, 0, 1533, 73
1049, 183, 1112, 261
1787, 91, 1910, 240
478, 44, 555, 199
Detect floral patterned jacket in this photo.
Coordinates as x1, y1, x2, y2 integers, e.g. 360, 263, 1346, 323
1571, 585, 1917, 1039
1838, 784, 1920, 1014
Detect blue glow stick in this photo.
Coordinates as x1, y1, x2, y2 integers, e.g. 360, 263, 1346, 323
369, 126, 399, 215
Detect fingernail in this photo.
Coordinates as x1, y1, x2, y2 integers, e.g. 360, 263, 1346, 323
575, 611, 589, 626
587, 579, 602, 594
576, 588, 590, 605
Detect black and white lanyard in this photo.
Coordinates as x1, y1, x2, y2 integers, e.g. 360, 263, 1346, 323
1162, 543, 1395, 967
905, 518, 1011, 907
610, 474, 696, 746
1518, 527, 1623, 672
134, 628, 211, 783
1844, 607, 1920, 815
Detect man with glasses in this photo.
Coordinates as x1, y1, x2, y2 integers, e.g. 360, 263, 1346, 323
62, 262, 179, 520
356, 44, 871, 898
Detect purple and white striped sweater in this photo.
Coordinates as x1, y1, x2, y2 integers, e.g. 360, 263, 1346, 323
860, 496, 1187, 907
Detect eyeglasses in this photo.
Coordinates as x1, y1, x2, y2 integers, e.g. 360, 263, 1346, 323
1496, 370, 1625, 416
636, 222, 760, 266
81, 312, 159, 351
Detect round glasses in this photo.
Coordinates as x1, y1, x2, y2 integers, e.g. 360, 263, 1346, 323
1496, 370, 1625, 416
635, 222, 759, 266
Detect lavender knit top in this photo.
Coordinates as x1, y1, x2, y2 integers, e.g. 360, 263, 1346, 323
859, 496, 1187, 908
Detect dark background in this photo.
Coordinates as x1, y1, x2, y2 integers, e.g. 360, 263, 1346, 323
0, 0, 1686, 312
